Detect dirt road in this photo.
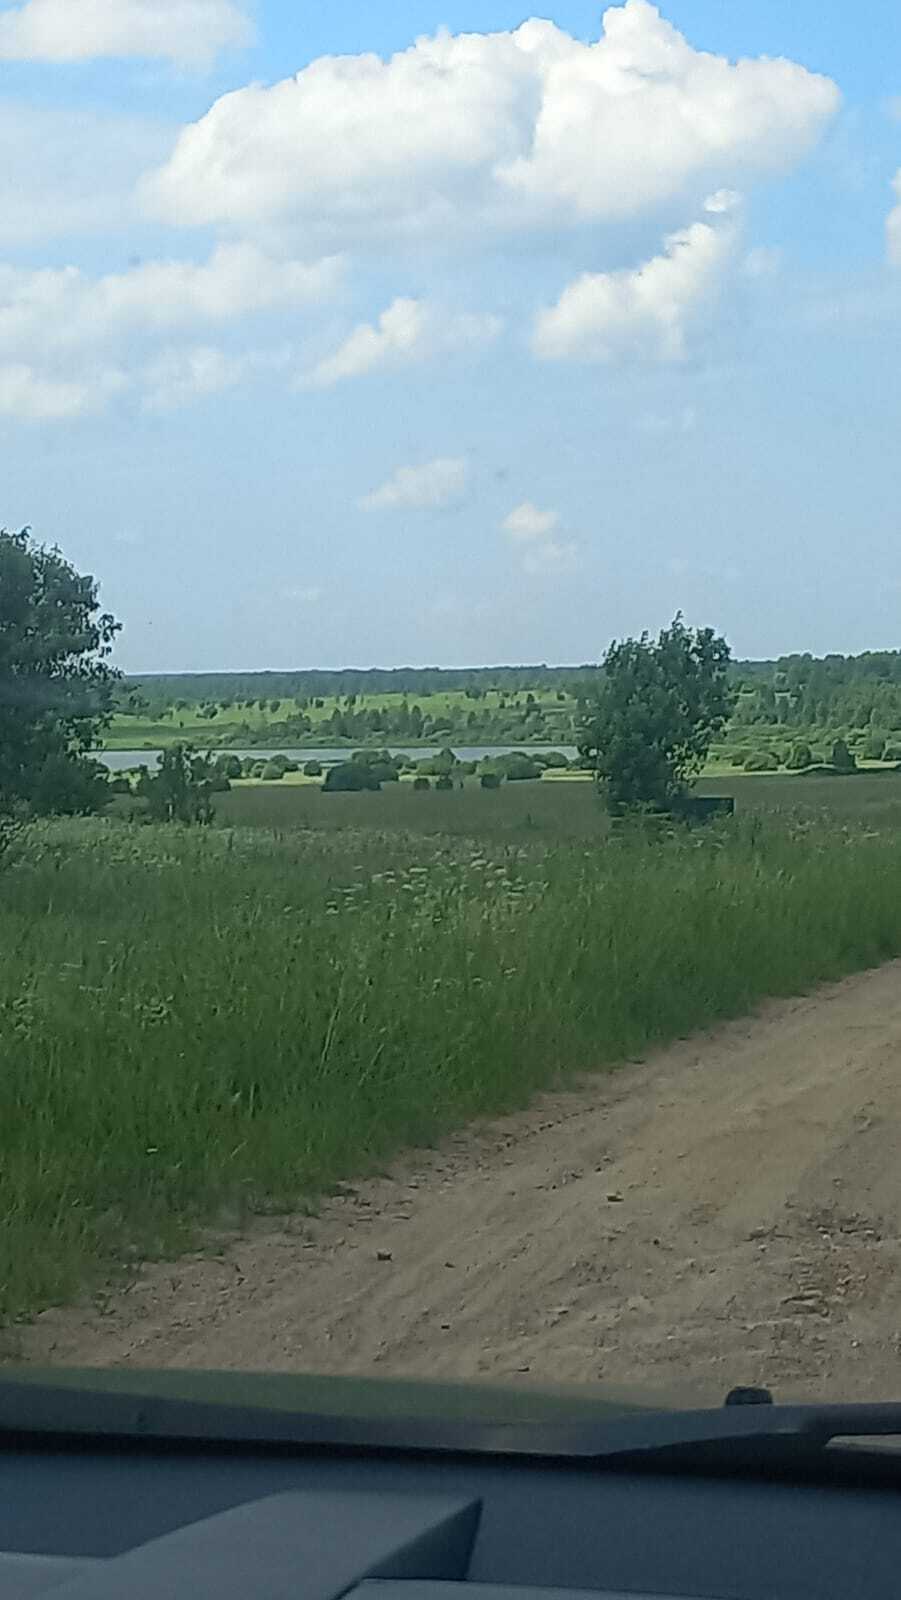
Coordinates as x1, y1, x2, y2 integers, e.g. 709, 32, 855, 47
15, 961, 901, 1402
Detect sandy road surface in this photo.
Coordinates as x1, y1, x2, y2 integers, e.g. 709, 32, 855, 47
14, 961, 901, 1401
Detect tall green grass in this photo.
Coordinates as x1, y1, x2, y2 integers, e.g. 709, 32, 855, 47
3, 813, 901, 1322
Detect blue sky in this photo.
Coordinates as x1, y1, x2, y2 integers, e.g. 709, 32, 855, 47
1, 0, 900, 671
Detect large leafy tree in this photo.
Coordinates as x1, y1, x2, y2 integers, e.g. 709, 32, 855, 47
0, 527, 120, 813
579, 615, 734, 813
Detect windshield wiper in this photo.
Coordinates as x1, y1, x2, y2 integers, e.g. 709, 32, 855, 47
2, 1377, 901, 1473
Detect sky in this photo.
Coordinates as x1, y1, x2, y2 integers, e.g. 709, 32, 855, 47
1, 0, 900, 671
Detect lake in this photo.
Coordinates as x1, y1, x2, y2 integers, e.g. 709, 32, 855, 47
99, 745, 581, 773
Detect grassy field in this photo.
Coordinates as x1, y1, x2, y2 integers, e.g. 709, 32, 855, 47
6, 786, 901, 1325
215, 769, 901, 839
104, 686, 571, 749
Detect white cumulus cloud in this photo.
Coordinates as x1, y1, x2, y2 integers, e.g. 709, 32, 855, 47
141, 1, 839, 243
360, 457, 470, 512
0, 243, 337, 421
0, 362, 124, 421
0, 244, 340, 358
888, 171, 901, 265
0, 0, 252, 68
303, 298, 501, 388
502, 501, 561, 540
533, 218, 734, 363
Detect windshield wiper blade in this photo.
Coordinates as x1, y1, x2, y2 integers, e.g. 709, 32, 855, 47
1, 1379, 901, 1469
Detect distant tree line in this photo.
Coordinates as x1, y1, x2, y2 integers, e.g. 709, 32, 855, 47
120, 665, 600, 708
731, 652, 901, 734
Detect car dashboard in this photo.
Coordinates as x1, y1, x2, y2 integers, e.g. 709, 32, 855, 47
1, 1380, 900, 1600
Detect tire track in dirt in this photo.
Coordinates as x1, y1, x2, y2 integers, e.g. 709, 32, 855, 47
14, 961, 901, 1402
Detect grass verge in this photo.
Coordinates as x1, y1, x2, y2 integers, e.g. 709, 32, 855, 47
3, 812, 901, 1322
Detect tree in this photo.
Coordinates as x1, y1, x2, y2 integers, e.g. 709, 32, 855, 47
0, 527, 120, 814
831, 738, 856, 772
579, 615, 733, 813
141, 745, 223, 823
862, 731, 886, 761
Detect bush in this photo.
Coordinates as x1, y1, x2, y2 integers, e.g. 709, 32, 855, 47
884, 746, 901, 763
412, 777, 431, 792
324, 763, 381, 793
250, 762, 267, 779
480, 772, 502, 790
743, 751, 779, 772
862, 733, 886, 761
261, 761, 285, 781
416, 747, 458, 778
216, 755, 243, 780
501, 754, 543, 781
303, 760, 323, 778
832, 738, 856, 773
786, 742, 813, 771
28, 753, 110, 816
265, 753, 291, 774
539, 751, 570, 769
435, 775, 454, 792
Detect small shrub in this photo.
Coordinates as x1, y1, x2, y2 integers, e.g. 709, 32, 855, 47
743, 751, 779, 772
413, 776, 431, 792
435, 775, 454, 792
480, 772, 502, 790
261, 761, 285, 781
786, 742, 813, 771
832, 738, 856, 773
862, 733, 886, 762
324, 762, 381, 793
303, 760, 323, 777
506, 758, 542, 781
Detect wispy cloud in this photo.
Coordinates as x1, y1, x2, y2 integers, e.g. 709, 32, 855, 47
360, 457, 470, 512
303, 299, 501, 389
502, 501, 560, 540
0, 0, 252, 68
501, 500, 577, 576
